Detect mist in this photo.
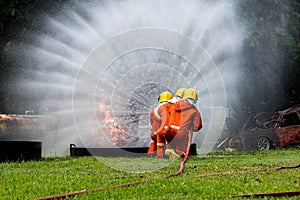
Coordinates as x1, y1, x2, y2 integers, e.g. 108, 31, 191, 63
10, 0, 245, 156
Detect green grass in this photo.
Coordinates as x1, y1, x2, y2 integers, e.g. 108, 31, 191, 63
0, 147, 300, 200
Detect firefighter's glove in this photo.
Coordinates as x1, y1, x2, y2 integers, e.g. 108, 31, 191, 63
165, 148, 180, 159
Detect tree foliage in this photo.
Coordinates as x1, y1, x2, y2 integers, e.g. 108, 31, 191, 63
0, 0, 69, 113
235, 0, 300, 115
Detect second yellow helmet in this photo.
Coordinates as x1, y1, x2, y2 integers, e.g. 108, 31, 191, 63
174, 88, 186, 98
182, 88, 198, 102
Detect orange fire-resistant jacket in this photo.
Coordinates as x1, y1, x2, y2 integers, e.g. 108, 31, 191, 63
149, 106, 162, 141
148, 104, 165, 154
157, 101, 202, 136
155, 102, 175, 137
171, 101, 202, 133
156, 100, 202, 156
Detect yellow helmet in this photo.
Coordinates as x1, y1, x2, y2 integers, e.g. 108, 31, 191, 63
158, 91, 172, 104
174, 88, 186, 98
182, 88, 198, 102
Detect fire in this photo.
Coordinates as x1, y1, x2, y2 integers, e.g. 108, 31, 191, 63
90, 102, 134, 147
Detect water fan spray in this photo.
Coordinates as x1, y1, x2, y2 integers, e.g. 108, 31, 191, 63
13, 0, 244, 172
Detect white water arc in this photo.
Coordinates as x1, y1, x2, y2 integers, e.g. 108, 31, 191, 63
21, 0, 243, 156
73, 28, 225, 153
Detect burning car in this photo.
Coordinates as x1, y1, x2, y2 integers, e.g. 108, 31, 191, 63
226, 104, 300, 151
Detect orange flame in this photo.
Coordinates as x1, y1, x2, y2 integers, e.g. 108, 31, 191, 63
91, 101, 130, 146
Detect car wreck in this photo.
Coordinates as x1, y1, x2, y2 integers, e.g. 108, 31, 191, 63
220, 104, 300, 151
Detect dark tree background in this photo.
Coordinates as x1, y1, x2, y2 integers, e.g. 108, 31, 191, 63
0, 0, 299, 123
236, 0, 300, 115
0, 0, 70, 113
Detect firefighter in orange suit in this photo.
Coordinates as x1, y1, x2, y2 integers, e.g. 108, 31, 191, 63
148, 91, 173, 155
155, 88, 186, 158
158, 88, 202, 158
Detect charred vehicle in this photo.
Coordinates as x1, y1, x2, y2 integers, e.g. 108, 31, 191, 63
226, 104, 300, 151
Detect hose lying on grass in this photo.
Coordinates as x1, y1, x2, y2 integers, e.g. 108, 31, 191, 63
195, 163, 300, 178
229, 190, 300, 198
35, 131, 300, 200
36, 129, 194, 200
35, 162, 300, 200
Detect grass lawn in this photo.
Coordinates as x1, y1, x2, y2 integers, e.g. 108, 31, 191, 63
0, 147, 299, 199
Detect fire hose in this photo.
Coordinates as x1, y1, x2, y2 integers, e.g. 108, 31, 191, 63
195, 163, 300, 178
35, 128, 300, 200
164, 127, 193, 178
36, 128, 194, 200
36, 163, 300, 200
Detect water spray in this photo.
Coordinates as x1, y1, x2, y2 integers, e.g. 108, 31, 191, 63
6, 0, 245, 173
